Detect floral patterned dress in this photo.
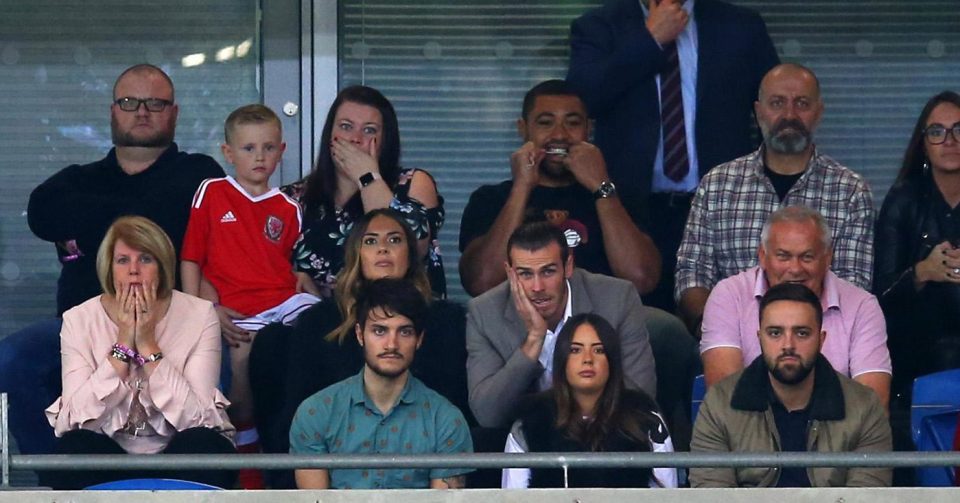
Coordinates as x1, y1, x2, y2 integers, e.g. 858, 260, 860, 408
282, 168, 446, 299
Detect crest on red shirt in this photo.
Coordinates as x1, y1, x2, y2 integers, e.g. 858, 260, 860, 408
264, 215, 284, 242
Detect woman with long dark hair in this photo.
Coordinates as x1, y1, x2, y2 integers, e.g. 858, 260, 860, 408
501, 313, 676, 488
284, 85, 445, 298
874, 90, 960, 398
286, 208, 435, 402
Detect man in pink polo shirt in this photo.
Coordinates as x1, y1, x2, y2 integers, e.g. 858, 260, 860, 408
700, 205, 891, 407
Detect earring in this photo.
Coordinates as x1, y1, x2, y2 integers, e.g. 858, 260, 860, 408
923, 159, 930, 173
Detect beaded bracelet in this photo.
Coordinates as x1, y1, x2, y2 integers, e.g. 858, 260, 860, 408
110, 345, 130, 363
110, 344, 163, 366
131, 351, 163, 366
111, 343, 137, 363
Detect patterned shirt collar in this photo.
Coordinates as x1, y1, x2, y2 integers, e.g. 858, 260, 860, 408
348, 368, 418, 413
753, 144, 825, 183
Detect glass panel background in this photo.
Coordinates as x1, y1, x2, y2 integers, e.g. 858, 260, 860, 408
0, 1, 260, 336
338, 0, 960, 302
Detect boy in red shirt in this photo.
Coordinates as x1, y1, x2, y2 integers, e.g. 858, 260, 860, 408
181, 104, 319, 484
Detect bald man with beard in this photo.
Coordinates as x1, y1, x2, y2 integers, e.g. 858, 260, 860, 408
675, 64, 875, 338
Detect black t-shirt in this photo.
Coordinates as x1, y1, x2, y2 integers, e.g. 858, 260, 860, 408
764, 165, 804, 202
27, 144, 225, 314
459, 181, 613, 276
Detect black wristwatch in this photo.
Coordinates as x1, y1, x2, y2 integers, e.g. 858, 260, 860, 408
593, 180, 617, 200
358, 172, 376, 188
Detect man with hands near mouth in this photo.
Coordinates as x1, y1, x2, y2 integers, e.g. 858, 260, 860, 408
567, 0, 779, 313
458, 79, 660, 298
462, 81, 699, 449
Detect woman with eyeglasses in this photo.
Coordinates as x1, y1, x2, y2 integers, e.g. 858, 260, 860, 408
501, 313, 676, 489
874, 90, 960, 401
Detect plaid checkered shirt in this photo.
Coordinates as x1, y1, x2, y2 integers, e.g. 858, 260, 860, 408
675, 146, 875, 301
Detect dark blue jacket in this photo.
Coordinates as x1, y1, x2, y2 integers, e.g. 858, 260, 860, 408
568, 0, 779, 201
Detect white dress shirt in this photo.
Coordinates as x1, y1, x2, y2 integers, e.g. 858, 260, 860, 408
536, 281, 574, 391
641, 0, 701, 193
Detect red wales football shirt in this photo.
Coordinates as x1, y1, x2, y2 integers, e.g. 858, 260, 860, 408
181, 176, 300, 316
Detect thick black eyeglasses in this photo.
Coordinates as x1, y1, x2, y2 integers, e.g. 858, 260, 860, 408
114, 97, 174, 112
923, 123, 960, 145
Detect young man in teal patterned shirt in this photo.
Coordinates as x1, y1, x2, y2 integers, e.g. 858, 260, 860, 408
290, 278, 473, 489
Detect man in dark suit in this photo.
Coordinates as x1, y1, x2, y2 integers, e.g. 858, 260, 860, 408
567, 0, 779, 311
465, 221, 656, 428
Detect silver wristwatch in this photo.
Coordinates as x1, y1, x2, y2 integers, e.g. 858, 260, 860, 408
594, 180, 617, 200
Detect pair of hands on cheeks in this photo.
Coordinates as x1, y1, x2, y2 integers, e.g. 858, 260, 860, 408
331, 136, 380, 183
511, 141, 610, 193
113, 280, 161, 351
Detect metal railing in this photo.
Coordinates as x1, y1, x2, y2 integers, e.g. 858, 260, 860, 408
4, 393, 960, 486
9, 451, 960, 473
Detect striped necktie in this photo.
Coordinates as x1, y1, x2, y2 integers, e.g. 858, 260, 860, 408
660, 41, 690, 182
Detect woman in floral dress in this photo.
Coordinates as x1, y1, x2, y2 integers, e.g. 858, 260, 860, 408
284, 85, 446, 298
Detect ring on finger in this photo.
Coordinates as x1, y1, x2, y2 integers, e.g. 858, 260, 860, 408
954, 267, 960, 275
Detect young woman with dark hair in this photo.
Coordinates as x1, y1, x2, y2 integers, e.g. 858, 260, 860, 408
283, 85, 446, 299
875, 90, 960, 398
502, 313, 677, 488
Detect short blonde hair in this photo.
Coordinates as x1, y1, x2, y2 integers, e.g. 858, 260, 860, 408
224, 104, 282, 144
96, 216, 176, 298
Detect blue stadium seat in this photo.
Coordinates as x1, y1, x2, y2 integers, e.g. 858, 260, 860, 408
911, 369, 960, 486
691, 374, 706, 423
85, 478, 223, 490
